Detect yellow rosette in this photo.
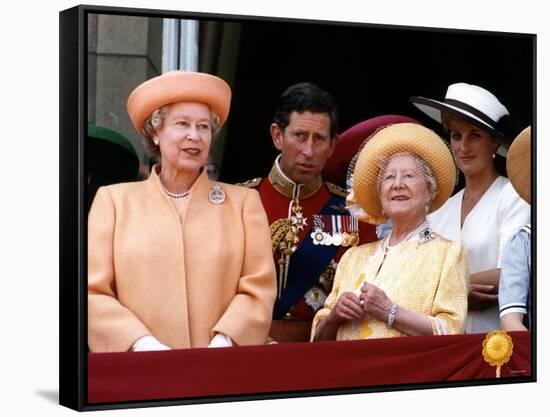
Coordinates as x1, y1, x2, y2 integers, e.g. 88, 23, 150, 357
482, 331, 514, 378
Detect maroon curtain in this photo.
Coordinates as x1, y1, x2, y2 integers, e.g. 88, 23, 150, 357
88, 331, 531, 404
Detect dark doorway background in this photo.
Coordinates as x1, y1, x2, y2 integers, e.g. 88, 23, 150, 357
219, 18, 534, 185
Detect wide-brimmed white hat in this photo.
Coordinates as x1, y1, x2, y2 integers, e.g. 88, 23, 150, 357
409, 83, 511, 142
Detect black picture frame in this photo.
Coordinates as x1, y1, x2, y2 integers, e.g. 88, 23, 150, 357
59, 4, 536, 411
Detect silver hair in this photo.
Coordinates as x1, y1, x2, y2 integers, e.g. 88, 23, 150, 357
375, 152, 438, 211
141, 104, 222, 161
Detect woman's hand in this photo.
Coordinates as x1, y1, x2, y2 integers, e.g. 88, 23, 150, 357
208, 333, 234, 348
314, 291, 364, 341
327, 291, 365, 325
468, 269, 500, 310
468, 270, 500, 310
131, 335, 171, 352
359, 282, 394, 322
468, 283, 498, 310
360, 282, 434, 336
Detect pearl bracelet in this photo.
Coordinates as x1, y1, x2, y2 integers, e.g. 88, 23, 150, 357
387, 303, 398, 328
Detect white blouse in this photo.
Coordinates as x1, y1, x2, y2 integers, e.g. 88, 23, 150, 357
428, 176, 530, 333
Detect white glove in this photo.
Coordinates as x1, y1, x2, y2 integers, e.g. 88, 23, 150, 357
131, 335, 171, 352
208, 333, 233, 348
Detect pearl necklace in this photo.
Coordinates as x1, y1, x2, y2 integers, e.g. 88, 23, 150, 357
160, 182, 190, 200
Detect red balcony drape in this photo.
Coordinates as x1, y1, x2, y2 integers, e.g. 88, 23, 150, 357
88, 331, 531, 404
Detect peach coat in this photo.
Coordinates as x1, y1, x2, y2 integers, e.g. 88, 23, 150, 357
88, 168, 277, 352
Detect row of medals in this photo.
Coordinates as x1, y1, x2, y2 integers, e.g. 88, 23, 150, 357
310, 215, 360, 247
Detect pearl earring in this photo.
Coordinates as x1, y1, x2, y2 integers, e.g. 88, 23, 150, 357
492, 153, 496, 159
154, 140, 159, 145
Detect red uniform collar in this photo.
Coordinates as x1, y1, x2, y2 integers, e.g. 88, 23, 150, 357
268, 156, 323, 200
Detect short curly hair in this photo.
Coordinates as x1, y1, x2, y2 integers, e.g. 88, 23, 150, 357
141, 104, 222, 161
375, 151, 438, 212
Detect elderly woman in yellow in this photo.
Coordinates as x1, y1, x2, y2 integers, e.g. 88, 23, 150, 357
312, 123, 468, 341
88, 71, 277, 352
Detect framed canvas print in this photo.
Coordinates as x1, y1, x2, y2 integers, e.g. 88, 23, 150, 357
59, 3, 536, 412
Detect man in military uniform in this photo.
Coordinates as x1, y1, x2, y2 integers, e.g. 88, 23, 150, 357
241, 83, 377, 343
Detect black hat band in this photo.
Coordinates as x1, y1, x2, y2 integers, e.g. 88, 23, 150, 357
443, 98, 498, 128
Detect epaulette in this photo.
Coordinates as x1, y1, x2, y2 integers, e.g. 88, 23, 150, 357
236, 177, 262, 188
326, 182, 348, 198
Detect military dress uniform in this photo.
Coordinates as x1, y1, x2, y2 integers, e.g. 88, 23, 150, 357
241, 157, 377, 343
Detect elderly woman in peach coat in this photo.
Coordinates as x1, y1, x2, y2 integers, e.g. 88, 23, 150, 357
88, 71, 277, 352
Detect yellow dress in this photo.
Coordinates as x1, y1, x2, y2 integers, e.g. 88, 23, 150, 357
311, 233, 468, 340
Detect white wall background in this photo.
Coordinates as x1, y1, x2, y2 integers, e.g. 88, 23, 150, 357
1, 0, 545, 415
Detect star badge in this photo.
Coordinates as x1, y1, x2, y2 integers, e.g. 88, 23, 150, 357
291, 211, 308, 231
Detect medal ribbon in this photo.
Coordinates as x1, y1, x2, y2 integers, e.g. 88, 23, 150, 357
273, 195, 345, 318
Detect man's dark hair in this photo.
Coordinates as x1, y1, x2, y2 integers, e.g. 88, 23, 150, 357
273, 82, 338, 138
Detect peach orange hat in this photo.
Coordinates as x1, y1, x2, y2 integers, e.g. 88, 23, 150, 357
127, 70, 232, 134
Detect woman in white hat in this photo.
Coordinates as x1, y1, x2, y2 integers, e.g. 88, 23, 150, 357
410, 83, 530, 334
88, 71, 276, 352
312, 123, 468, 341
499, 126, 532, 331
